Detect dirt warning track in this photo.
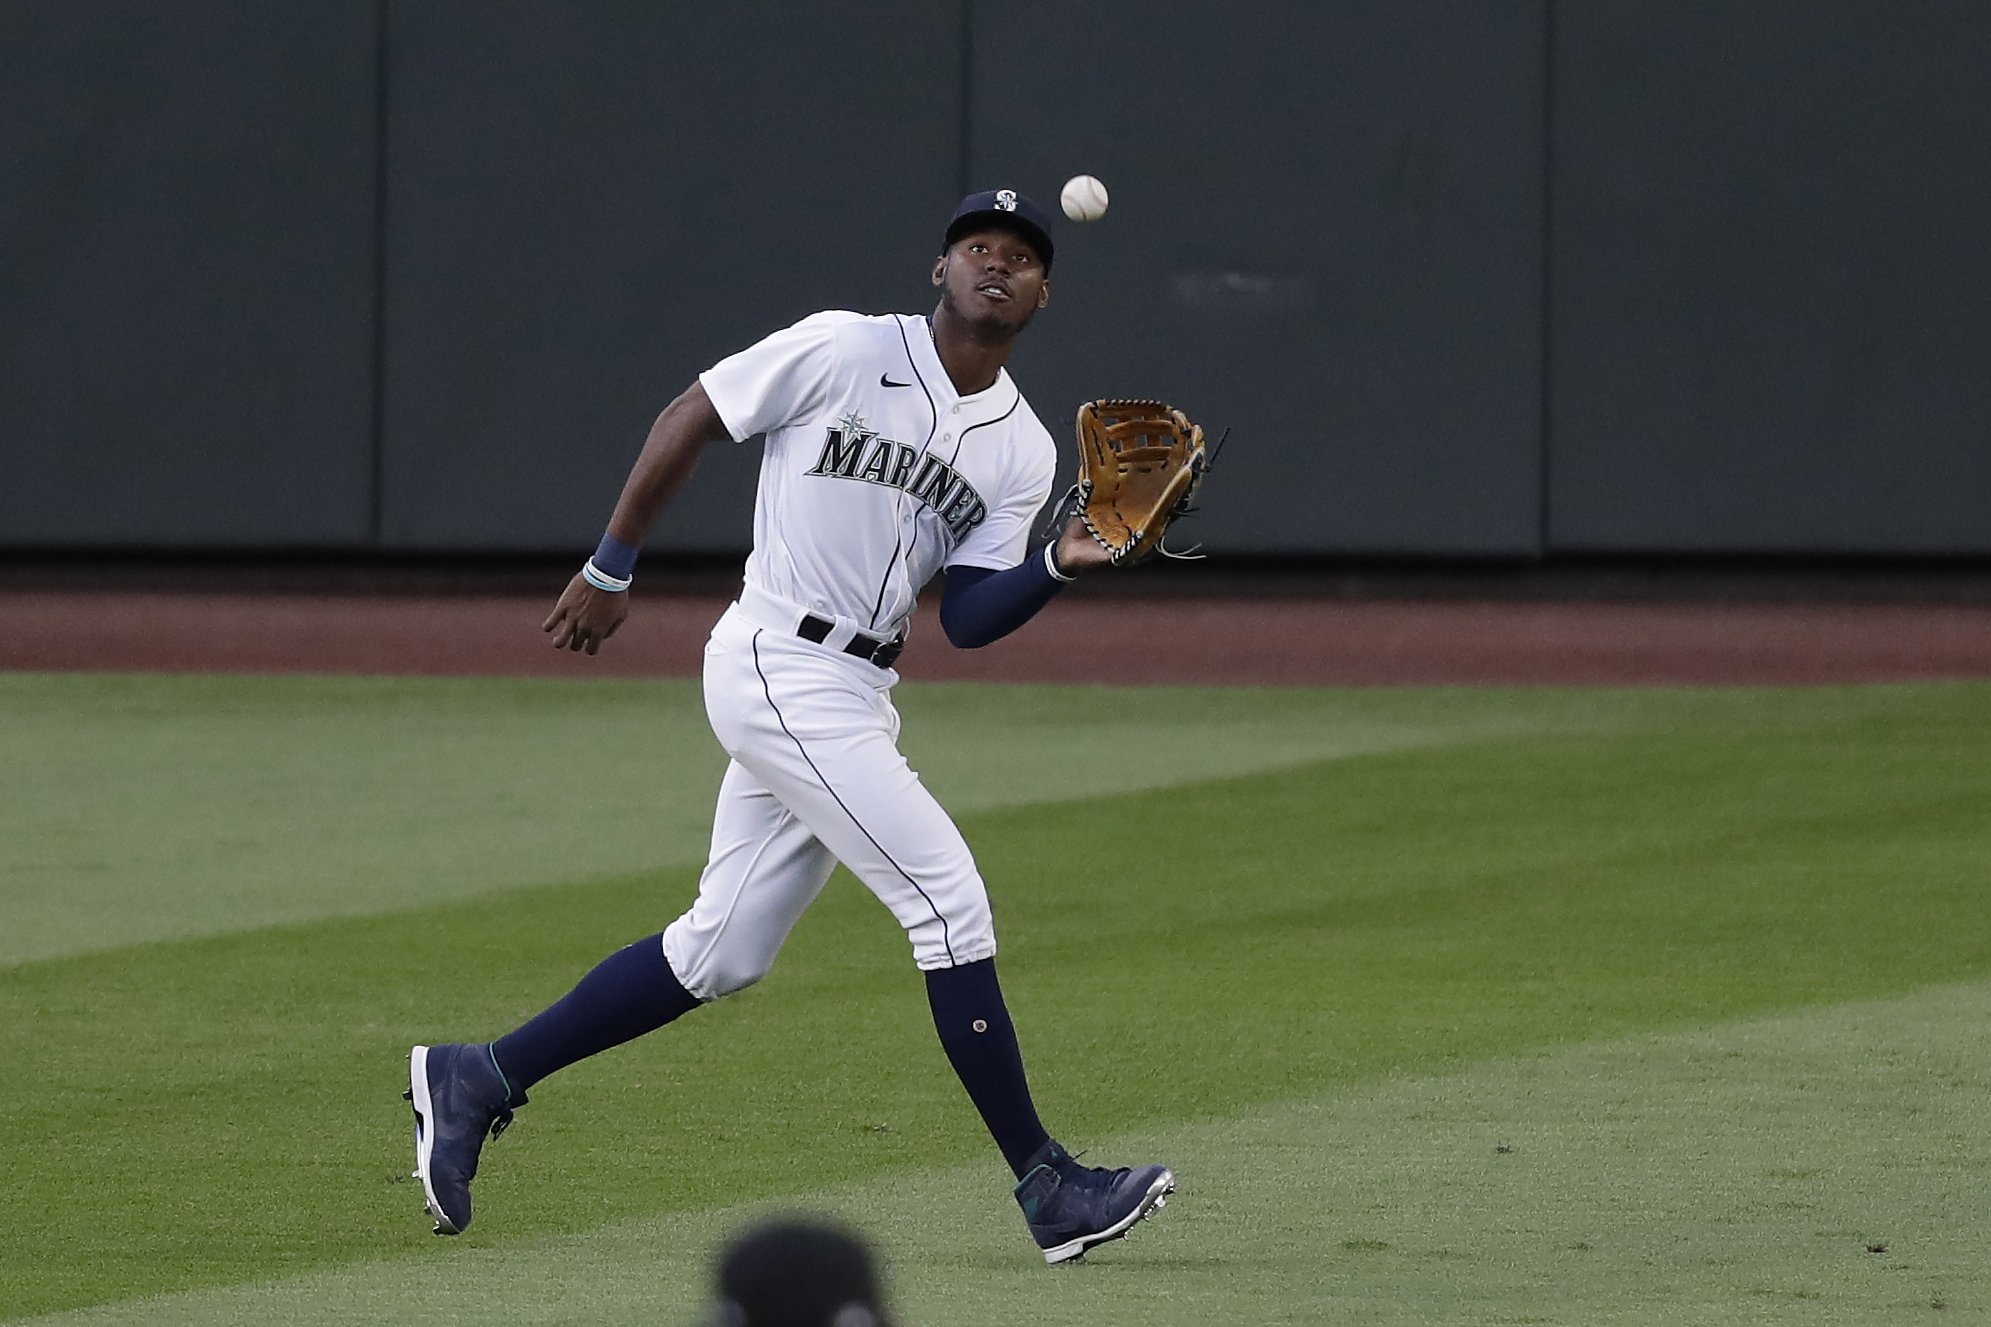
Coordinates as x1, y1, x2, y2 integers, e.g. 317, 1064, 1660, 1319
6, 587, 1991, 686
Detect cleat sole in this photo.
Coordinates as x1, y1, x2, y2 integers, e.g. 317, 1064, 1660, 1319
407, 1045, 465, 1235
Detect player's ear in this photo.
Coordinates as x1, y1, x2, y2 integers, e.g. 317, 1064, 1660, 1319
931, 255, 946, 287
1036, 278, 1050, 309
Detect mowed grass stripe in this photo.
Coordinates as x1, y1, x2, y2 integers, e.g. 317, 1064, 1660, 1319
18, 980, 1989, 1327
5, 682, 1989, 1317
0, 674, 1565, 966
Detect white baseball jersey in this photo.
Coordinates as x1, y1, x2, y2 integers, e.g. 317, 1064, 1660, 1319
699, 310, 1058, 637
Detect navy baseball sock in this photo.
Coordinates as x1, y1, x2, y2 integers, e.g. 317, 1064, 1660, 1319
925, 958, 1052, 1179
490, 933, 701, 1098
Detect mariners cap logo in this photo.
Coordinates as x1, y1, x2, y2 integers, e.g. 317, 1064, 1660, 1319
995, 189, 1018, 211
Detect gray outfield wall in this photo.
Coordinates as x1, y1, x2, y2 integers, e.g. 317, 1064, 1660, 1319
4, 2, 1987, 558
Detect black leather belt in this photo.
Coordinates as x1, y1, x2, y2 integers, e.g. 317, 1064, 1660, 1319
798, 613, 905, 668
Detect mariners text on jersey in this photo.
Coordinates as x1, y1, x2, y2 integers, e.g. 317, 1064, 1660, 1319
806, 411, 989, 540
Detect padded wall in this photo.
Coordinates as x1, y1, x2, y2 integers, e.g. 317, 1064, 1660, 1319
1550, 1, 1991, 553
966, 1, 1548, 556
375, 1, 965, 552
8, 3, 1988, 559
0, 3, 377, 547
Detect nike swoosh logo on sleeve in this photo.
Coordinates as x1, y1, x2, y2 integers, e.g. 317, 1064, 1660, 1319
881, 374, 911, 388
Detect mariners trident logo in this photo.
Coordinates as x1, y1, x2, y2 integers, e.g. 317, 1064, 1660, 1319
994, 189, 1018, 211
807, 412, 988, 539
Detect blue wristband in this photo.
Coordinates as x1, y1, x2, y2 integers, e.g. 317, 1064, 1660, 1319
593, 532, 639, 579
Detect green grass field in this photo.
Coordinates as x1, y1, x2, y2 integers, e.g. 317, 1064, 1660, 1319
3, 673, 1987, 1325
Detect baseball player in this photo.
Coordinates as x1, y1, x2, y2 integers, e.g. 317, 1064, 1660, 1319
407, 189, 1174, 1264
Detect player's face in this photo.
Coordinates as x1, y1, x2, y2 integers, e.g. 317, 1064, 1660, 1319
931, 227, 1050, 335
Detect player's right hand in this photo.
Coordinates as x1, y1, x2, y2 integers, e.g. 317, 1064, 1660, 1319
542, 573, 629, 655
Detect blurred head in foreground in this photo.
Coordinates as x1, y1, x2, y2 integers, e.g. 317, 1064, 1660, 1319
709, 1217, 892, 1327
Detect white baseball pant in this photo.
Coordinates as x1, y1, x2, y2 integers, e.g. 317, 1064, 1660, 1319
661, 590, 997, 1000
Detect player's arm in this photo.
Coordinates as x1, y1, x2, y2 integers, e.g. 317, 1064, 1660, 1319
543, 381, 732, 654
938, 518, 1110, 649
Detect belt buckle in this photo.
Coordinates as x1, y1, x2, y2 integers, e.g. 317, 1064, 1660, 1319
869, 634, 904, 668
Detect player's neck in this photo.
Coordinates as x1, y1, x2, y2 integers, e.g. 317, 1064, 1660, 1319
927, 307, 1013, 397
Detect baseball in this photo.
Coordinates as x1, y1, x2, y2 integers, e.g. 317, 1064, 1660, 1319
1060, 175, 1109, 223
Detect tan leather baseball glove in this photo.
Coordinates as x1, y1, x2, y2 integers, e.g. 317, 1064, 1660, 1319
1073, 399, 1211, 565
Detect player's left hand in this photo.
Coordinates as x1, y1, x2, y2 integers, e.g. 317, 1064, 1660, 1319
1054, 516, 1114, 573
542, 573, 629, 654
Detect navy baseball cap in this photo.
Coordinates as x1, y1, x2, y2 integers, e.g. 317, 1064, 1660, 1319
944, 188, 1055, 270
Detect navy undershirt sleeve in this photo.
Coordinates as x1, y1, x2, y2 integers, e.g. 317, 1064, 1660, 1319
938, 553, 1068, 649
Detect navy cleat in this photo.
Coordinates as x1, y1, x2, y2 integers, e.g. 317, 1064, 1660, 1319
405, 1042, 524, 1235
1013, 1139, 1175, 1264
